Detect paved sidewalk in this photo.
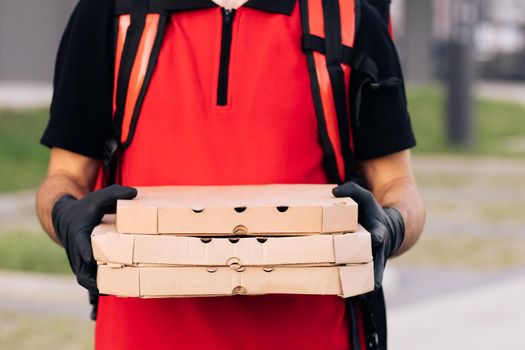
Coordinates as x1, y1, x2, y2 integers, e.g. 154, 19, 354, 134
413, 155, 525, 237
476, 80, 525, 106
0, 82, 52, 109
384, 266, 525, 307
0, 190, 40, 232
387, 272, 525, 349
0, 270, 90, 318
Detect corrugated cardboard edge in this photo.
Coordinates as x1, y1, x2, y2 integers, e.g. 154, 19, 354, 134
116, 202, 158, 234
322, 201, 358, 233
92, 232, 135, 265
339, 263, 375, 298
97, 265, 140, 297
333, 227, 373, 264
92, 217, 135, 265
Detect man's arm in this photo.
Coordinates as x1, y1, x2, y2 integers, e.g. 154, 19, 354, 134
36, 147, 100, 243
36, 147, 136, 293
358, 149, 425, 255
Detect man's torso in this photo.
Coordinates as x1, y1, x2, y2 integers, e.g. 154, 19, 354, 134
96, 4, 353, 350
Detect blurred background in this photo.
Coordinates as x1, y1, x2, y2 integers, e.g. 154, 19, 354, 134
0, 0, 524, 349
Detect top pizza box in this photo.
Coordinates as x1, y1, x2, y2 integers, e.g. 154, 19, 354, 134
116, 184, 358, 235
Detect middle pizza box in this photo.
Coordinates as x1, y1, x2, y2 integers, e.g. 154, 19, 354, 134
92, 216, 372, 267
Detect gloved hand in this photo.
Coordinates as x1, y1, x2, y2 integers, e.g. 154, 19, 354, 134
333, 182, 404, 289
52, 185, 137, 293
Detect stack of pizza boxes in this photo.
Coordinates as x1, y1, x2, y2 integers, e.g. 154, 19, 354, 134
92, 185, 374, 298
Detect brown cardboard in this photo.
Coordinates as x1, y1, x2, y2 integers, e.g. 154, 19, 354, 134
92, 217, 372, 267
97, 263, 374, 298
116, 185, 357, 235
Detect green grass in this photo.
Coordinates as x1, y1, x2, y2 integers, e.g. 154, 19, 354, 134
408, 86, 525, 156
1, 88, 525, 192
0, 109, 49, 192
0, 231, 70, 274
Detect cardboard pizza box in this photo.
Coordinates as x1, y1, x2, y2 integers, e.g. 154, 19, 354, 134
115, 184, 357, 235
97, 263, 374, 298
92, 216, 372, 267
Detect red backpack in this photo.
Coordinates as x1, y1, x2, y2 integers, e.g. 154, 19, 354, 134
103, 1, 396, 349
105, 0, 397, 186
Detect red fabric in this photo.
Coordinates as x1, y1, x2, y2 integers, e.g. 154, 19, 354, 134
96, 4, 361, 350
96, 295, 350, 350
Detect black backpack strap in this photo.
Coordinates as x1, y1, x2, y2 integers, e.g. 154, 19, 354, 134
346, 296, 366, 350
300, 0, 363, 184
112, 0, 150, 147
89, 290, 99, 321
322, 0, 357, 183
302, 34, 379, 85
302, 33, 401, 91
301, 0, 397, 185
300, 0, 341, 184
104, 0, 168, 185
359, 288, 387, 350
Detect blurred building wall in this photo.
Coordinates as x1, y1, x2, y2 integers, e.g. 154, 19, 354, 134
403, 0, 434, 82
394, 0, 525, 82
1, 0, 524, 85
0, 0, 77, 83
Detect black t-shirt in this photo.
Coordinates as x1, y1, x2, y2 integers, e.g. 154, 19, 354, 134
41, 0, 415, 161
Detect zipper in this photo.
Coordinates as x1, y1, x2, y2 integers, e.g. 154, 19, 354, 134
217, 8, 236, 106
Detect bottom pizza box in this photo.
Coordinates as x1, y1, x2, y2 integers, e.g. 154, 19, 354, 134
97, 263, 374, 299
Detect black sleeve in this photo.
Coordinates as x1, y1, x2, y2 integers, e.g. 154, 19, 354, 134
349, 1, 416, 160
41, 0, 115, 159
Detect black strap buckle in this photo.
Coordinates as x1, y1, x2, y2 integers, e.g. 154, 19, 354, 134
103, 137, 118, 170
370, 77, 402, 90
367, 332, 380, 349
89, 290, 99, 321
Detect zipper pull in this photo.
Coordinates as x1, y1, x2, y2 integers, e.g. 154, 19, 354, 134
223, 8, 234, 23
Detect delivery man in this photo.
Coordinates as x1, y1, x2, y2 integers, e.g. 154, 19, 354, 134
36, 0, 425, 349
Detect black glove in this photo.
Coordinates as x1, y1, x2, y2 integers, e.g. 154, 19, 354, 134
52, 185, 137, 293
333, 182, 405, 289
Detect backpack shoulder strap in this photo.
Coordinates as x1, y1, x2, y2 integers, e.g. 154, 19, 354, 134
300, 0, 362, 184
300, 0, 399, 185
104, 0, 168, 185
